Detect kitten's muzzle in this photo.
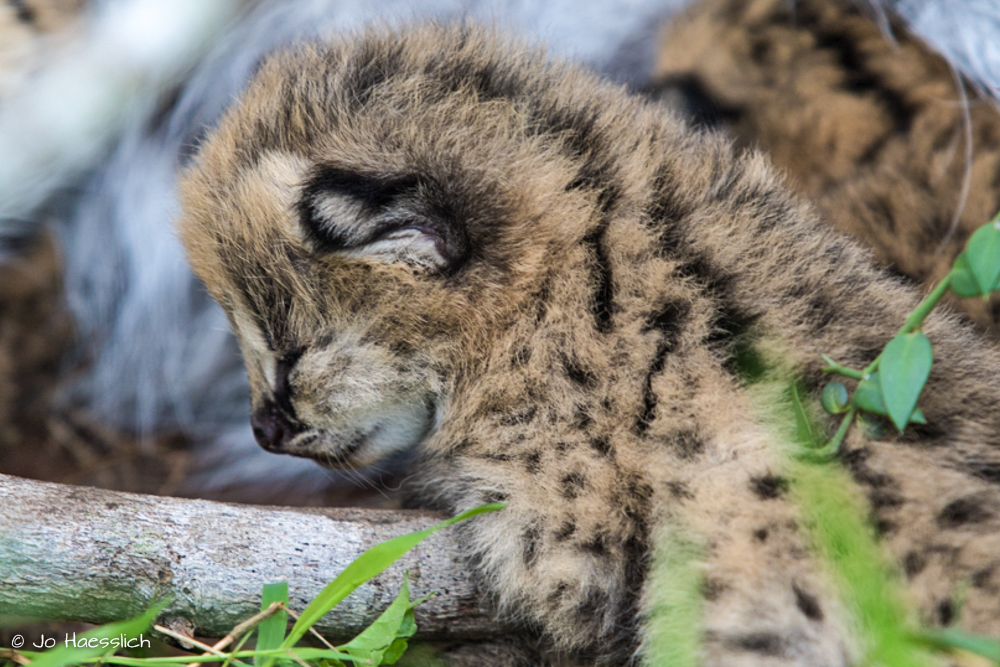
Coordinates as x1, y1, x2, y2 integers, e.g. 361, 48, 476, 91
251, 399, 306, 452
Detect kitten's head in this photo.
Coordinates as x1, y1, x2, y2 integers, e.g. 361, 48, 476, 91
178, 24, 641, 467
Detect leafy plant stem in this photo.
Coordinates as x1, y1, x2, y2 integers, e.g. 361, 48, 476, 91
820, 355, 864, 380
815, 408, 856, 459
898, 271, 953, 336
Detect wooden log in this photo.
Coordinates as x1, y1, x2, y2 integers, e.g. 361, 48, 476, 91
0, 474, 497, 641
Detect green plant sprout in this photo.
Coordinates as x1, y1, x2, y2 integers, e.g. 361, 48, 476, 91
783, 381, 1000, 667
1, 503, 504, 667
796, 210, 1000, 665
817, 212, 1000, 458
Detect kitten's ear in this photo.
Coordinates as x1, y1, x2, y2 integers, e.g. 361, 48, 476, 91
297, 166, 465, 271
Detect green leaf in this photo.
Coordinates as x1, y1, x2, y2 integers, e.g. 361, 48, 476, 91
821, 381, 849, 414
278, 503, 505, 656
380, 638, 410, 665
255, 582, 288, 666
879, 333, 933, 432
964, 216, 1000, 296
949, 253, 984, 297
849, 373, 925, 427
26, 601, 165, 667
338, 574, 430, 666
915, 627, 1000, 661
851, 373, 887, 416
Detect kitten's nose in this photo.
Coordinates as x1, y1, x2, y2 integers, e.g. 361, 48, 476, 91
251, 399, 304, 452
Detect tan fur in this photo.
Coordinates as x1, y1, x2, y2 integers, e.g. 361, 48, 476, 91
656, 0, 1000, 334
179, 17, 1000, 667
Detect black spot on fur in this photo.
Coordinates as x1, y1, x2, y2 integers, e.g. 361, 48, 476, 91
561, 472, 586, 500
572, 406, 593, 430
574, 586, 610, 625
522, 450, 542, 475
667, 481, 694, 500
869, 194, 898, 235
582, 223, 614, 333
967, 462, 1000, 486
522, 524, 541, 568
874, 519, 898, 536
749, 36, 771, 63
554, 521, 577, 542
589, 436, 613, 458
482, 490, 509, 504
536, 99, 601, 155
511, 346, 531, 367
805, 292, 838, 330
842, 447, 898, 490
643, 299, 692, 343
635, 301, 691, 435
547, 582, 570, 607
707, 300, 764, 380
753, 528, 769, 542
561, 352, 597, 388
635, 348, 669, 435
750, 474, 789, 500
668, 429, 706, 460
581, 530, 609, 557
702, 578, 726, 601
903, 551, 927, 578
793, 585, 824, 622
895, 417, 949, 444
626, 477, 654, 504
932, 599, 954, 626
621, 531, 650, 648
668, 250, 765, 381
972, 566, 994, 589
727, 633, 785, 657
937, 494, 997, 528
870, 489, 905, 510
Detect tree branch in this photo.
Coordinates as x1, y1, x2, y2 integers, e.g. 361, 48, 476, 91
0, 474, 497, 641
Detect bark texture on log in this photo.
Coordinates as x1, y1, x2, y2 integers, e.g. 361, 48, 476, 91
0, 474, 498, 641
